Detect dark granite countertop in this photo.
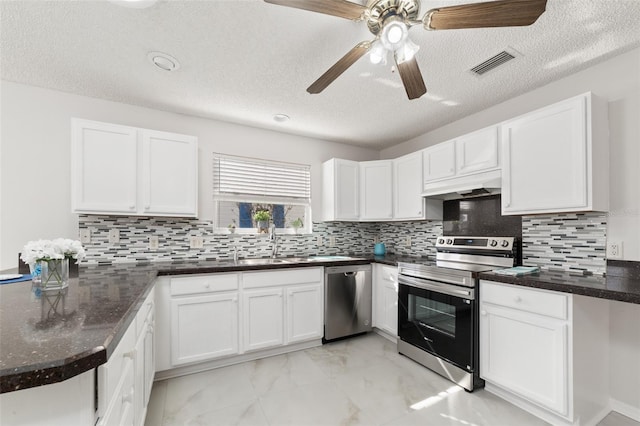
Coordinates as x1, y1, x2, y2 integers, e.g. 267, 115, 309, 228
0, 254, 421, 394
3, 255, 637, 394
479, 260, 640, 305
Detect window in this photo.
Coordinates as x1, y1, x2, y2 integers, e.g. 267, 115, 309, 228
213, 154, 311, 234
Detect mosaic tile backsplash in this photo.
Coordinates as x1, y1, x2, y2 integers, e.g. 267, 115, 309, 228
79, 210, 607, 275
522, 212, 607, 275
77, 216, 440, 264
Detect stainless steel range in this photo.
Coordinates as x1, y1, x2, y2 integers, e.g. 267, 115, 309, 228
397, 236, 520, 392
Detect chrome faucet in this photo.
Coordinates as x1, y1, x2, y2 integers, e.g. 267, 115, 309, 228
233, 245, 239, 263
269, 224, 278, 258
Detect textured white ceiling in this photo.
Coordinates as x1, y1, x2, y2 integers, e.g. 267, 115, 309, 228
2, 0, 640, 149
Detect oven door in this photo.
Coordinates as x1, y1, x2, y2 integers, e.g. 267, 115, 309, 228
398, 276, 475, 372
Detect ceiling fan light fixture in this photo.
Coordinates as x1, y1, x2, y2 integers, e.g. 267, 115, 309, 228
395, 39, 420, 64
381, 20, 408, 50
369, 43, 387, 65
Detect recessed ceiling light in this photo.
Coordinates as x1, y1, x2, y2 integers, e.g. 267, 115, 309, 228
109, 0, 158, 9
273, 114, 290, 123
147, 52, 180, 72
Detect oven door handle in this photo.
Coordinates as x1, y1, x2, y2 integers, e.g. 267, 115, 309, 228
399, 275, 475, 300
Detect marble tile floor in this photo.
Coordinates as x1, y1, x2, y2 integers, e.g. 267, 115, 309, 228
145, 333, 637, 426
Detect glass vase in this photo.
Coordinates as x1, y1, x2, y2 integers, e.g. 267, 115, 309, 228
37, 258, 69, 289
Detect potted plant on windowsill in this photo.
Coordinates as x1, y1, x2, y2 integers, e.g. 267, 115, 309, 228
290, 217, 304, 234
253, 210, 271, 234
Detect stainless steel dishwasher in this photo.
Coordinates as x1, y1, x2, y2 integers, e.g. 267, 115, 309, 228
324, 264, 372, 342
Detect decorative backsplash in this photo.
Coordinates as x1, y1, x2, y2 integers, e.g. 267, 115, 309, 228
78, 216, 439, 264
522, 212, 607, 275
79, 209, 607, 275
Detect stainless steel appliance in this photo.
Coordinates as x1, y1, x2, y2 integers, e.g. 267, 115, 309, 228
324, 264, 372, 342
398, 236, 519, 391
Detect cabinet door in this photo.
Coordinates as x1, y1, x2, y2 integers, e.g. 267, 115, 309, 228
480, 303, 568, 416
170, 292, 239, 366
456, 126, 499, 176
142, 313, 154, 413
71, 119, 138, 214
501, 95, 588, 215
393, 152, 425, 220
141, 130, 198, 217
360, 160, 393, 220
286, 284, 323, 344
243, 288, 284, 352
133, 326, 146, 426
422, 140, 456, 183
334, 159, 360, 220
374, 265, 398, 336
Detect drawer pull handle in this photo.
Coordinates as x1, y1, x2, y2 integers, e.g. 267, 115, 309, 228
481, 310, 487, 316
123, 350, 136, 359
514, 296, 522, 303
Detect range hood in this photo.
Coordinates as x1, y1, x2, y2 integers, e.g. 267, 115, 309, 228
422, 170, 502, 200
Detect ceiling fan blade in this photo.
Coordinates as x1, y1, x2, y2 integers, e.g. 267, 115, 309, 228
307, 42, 372, 94
394, 54, 427, 100
424, 0, 547, 30
264, 0, 366, 20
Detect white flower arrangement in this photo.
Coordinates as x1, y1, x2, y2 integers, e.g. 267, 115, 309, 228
20, 238, 86, 265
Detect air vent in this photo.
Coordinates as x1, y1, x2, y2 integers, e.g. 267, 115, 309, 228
470, 51, 516, 76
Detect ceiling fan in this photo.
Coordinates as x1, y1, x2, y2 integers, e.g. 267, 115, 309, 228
264, 0, 548, 99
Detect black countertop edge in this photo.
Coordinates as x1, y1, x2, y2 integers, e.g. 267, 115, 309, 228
0, 348, 106, 393
479, 270, 640, 305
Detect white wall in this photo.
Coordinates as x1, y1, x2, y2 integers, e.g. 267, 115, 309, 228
0, 81, 378, 269
382, 47, 640, 263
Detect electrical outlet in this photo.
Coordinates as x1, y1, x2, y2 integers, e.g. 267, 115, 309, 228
607, 241, 623, 259
108, 229, 120, 244
329, 236, 336, 247
149, 236, 159, 251
317, 235, 323, 246
79, 229, 91, 244
189, 236, 204, 249
405, 236, 412, 247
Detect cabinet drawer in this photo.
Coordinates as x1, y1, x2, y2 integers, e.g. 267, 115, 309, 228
481, 281, 568, 320
170, 274, 238, 296
136, 288, 155, 336
243, 267, 323, 289
98, 321, 136, 414
98, 361, 135, 426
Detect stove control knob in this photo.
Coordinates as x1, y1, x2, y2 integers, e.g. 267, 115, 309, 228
446, 239, 453, 245
501, 240, 510, 248
438, 238, 445, 245
489, 240, 498, 247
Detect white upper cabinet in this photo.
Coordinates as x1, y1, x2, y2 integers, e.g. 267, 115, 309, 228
360, 160, 393, 221
501, 92, 609, 215
72, 118, 198, 217
455, 126, 500, 176
71, 119, 138, 214
422, 139, 456, 183
322, 158, 359, 221
393, 152, 423, 220
141, 130, 198, 216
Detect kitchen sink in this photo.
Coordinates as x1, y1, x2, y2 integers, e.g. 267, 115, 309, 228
236, 258, 290, 265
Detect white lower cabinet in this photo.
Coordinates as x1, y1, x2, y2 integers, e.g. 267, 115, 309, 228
171, 292, 240, 365
480, 280, 610, 425
156, 267, 324, 374
243, 288, 284, 352
98, 287, 155, 426
168, 274, 240, 366
373, 264, 398, 337
286, 284, 323, 343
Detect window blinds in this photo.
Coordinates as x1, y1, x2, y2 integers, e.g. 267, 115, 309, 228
213, 154, 311, 202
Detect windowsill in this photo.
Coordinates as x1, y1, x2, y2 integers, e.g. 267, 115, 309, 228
214, 228, 311, 236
